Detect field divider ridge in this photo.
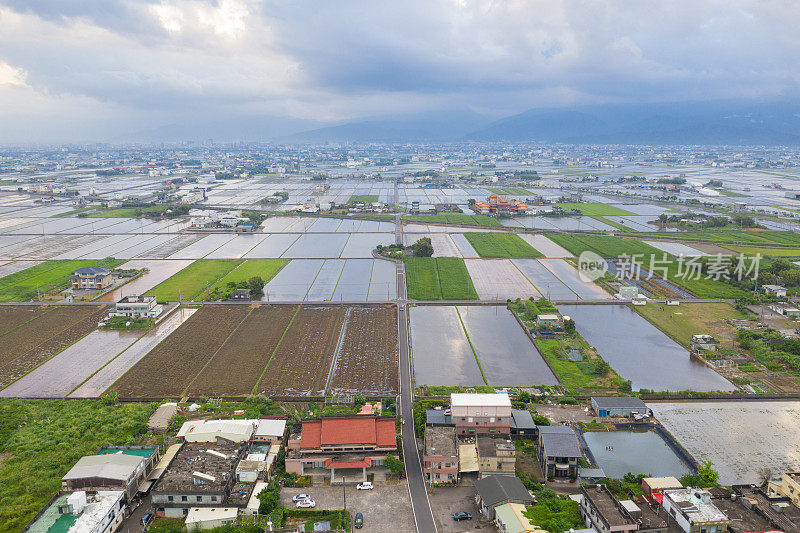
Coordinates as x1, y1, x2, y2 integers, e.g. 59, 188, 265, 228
329, 259, 348, 300
196, 258, 246, 300
252, 304, 300, 394
454, 306, 488, 385
0, 306, 53, 338
181, 306, 255, 395
324, 307, 352, 394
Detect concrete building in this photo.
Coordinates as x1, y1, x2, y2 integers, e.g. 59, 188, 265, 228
176, 419, 255, 443
62, 446, 159, 500
71, 267, 113, 290
185, 507, 238, 530
451, 393, 512, 436
285, 416, 397, 484
768, 472, 800, 509
494, 502, 547, 533
591, 397, 649, 418
115, 295, 162, 318
537, 425, 582, 479
24, 491, 125, 533
661, 488, 730, 533
581, 484, 639, 533
536, 314, 561, 329
690, 335, 720, 352
253, 419, 288, 444
763, 285, 787, 297
477, 437, 516, 478
152, 441, 250, 518
423, 425, 459, 485
475, 475, 534, 520
229, 288, 252, 300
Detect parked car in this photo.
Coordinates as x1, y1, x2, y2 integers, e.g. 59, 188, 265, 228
296, 499, 316, 508
141, 513, 154, 526
292, 493, 311, 502
357, 482, 373, 490
453, 512, 473, 521
354, 512, 364, 529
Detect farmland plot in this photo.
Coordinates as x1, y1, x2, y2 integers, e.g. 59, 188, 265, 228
518, 234, 571, 258
110, 305, 251, 398
1, 328, 143, 398
0, 305, 47, 335
99, 259, 195, 302
464, 259, 540, 300
256, 306, 346, 397
0, 305, 108, 390
69, 307, 198, 397
328, 306, 398, 396
539, 259, 612, 300
410, 306, 483, 386
188, 305, 298, 396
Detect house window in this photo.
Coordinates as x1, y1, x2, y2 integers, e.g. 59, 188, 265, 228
168, 496, 173, 502
211, 496, 217, 502
490, 417, 495, 423
181, 495, 188, 502
197, 496, 202, 502
468, 417, 473, 423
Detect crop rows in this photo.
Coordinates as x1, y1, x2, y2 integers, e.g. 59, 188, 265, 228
405, 257, 477, 300
256, 306, 346, 397
0, 305, 108, 390
544, 233, 661, 258
329, 306, 398, 396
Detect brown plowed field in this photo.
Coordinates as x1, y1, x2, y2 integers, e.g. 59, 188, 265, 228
328, 306, 398, 396
256, 306, 346, 397
110, 305, 251, 398
0, 305, 107, 389
186, 305, 298, 397
0, 306, 48, 335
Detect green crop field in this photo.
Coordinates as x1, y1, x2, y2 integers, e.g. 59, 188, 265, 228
725, 245, 800, 257
0, 258, 125, 302
87, 206, 170, 218
348, 194, 379, 203
0, 399, 157, 533
544, 233, 659, 257
404, 213, 502, 226
198, 259, 289, 299
146, 259, 242, 301
556, 203, 635, 216
544, 234, 750, 298
464, 232, 543, 258
488, 187, 531, 195
405, 257, 477, 300
635, 230, 800, 246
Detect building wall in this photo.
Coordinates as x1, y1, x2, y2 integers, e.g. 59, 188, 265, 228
423, 454, 459, 484
768, 473, 800, 508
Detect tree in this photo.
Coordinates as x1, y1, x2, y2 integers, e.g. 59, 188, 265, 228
680, 461, 719, 488
563, 319, 576, 334
757, 466, 773, 486
384, 454, 405, 475
353, 395, 367, 409
620, 380, 632, 393
257, 482, 281, 514
410, 237, 433, 257
247, 276, 265, 295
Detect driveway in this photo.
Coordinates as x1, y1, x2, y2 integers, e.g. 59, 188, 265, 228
429, 485, 490, 533
280, 482, 415, 533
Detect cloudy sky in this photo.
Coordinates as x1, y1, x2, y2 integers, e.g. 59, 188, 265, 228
0, 0, 798, 142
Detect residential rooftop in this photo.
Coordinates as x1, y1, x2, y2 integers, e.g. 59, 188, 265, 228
477, 436, 514, 457
538, 425, 582, 457
153, 441, 245, 496
583, 484, 636, 528
663, 488, 729, 524
451, 393, 511, 407
424, 425, 457, 457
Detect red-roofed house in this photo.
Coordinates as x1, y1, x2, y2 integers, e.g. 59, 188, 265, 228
286, 416, 398, 484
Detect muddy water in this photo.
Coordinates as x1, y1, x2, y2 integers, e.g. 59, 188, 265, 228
99, 259, 195, 302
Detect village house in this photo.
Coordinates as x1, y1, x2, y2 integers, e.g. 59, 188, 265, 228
661, 488, 731, 533
71, 266, 113, 290
591, 397, 649, 418
475, 475, 534, 520
115, 295, 162, 318
423, 425, 459, 485
451, 393, 512, 436
690, 335, 721, 352
537, 425, 582, 479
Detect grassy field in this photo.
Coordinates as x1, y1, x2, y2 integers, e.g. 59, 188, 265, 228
0, 258, 125, 302
544, 233, 660, 257
146, 259, 242, 301
535, 337, 626, 391
0, 399, 157, 533
556, 203, 635, 216
725, 245, 800, 257
348, 194, 379, 203
199, 258, 288, 299
545, 234, 750, 298
488, 187, 531, 195
632, 302, 750, 349
635, 230, 800, 246
404, 257, 477, 300
404, 213, 503, 226
464, 232, 544, 258
87, 206, 169, 218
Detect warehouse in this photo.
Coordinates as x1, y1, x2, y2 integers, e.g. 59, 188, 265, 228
591, 397, 649, 418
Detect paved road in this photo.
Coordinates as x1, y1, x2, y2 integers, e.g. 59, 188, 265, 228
396, 214, 437, 533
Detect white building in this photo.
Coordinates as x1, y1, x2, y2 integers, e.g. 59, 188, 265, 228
114, 295, 162, 318
176, 419, 256, 443
763, 284, 787, 297
185, 507, 238, 530
661, 488, 730, 533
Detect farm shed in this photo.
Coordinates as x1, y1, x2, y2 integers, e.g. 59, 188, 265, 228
176, 419, 255, 443
591, 396, 649, 418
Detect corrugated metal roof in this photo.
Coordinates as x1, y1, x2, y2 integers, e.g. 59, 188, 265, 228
62, 454, 144, 482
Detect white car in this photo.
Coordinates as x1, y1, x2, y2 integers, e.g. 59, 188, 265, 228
356, 482, 373, 490
296, 499, 316, 508
292, 493, 311, 502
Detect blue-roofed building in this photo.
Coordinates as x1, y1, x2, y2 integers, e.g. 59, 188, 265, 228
537, 425, 582, 479
71, 267, 113, 290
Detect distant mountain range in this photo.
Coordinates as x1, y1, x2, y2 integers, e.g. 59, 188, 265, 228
117, 101, 800, 146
